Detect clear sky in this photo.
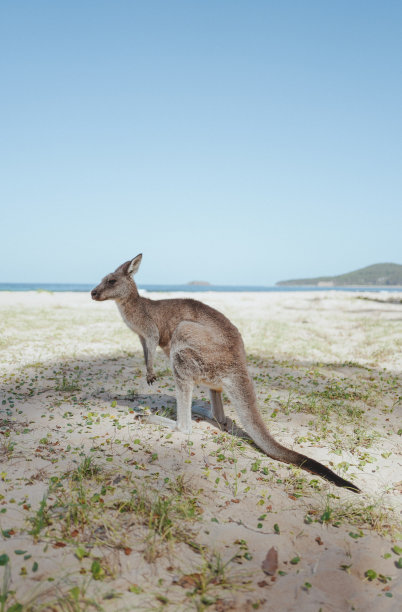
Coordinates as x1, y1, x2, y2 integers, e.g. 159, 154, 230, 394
1, 1, 401, 285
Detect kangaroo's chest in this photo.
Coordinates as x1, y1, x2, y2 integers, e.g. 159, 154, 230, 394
117, 303, 146, 335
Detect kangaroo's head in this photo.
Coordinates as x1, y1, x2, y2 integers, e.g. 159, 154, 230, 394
91, 254, 142, 302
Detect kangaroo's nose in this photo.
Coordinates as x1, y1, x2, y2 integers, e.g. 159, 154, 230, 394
91, 289, 98, 299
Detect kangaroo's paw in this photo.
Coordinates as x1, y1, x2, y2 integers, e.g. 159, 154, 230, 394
146, 373, 157, 385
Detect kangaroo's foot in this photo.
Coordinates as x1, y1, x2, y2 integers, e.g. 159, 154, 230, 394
146, 373, 157, 385
136, 413, 192, 435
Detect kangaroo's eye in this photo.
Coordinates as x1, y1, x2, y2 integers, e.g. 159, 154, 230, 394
108, 279, 117, 285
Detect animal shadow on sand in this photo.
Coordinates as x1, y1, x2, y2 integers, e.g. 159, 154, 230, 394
93, 389, 248, 440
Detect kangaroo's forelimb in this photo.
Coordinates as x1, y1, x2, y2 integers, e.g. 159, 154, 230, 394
139, 334, 158, 384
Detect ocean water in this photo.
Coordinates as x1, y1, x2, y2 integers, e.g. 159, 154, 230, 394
0, 283, 401, 293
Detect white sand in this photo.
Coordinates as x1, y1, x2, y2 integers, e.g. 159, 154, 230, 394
0, 290, 401, 610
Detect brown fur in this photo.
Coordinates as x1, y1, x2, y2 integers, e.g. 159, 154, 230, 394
92, 254, 360, 493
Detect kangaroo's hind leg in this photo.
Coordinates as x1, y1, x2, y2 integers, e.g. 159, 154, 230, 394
171, 321, 228, 426
191, 388, 227, 425
137, 380, 193, 433
209, 389, 226, 425
170, 347, 196, 433
175, 381, 193, 434
137, 335, 197, 434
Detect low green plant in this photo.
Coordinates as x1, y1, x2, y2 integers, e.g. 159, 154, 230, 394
55, 368, 82, 393
28, 491, 52, 539
305, 494, 399, 536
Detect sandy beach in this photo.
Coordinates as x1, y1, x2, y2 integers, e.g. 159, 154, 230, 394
0, 289, 401, 611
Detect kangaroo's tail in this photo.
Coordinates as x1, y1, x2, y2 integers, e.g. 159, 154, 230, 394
225, 373, 361, 493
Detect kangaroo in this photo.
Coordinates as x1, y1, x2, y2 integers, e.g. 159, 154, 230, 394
91, 254, 360, 493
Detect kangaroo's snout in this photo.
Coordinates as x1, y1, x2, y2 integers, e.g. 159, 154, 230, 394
91, 288, 99, 300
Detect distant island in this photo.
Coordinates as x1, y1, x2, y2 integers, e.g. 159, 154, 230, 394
187, 281, 211, 286
276, 263, 402, 287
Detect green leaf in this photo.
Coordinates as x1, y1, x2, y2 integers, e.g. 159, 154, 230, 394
392, 545, 402, 555
274, 523, 280, 534
320, 509, 332, 523
0, 554, 9, 566
32, 561, 38, 572
69, 586, 80, 600
6, 604, 23, 612
396, 558, 402, 569
91, 560, 105, 580
290, 556, 300, 565
365, 569, 377, 581
75, 547, 89, 560
14, 550, 27, 555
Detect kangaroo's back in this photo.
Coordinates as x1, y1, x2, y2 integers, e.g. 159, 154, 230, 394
149, 297, 243, 354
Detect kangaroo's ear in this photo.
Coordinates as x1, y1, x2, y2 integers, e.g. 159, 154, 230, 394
127, 253, 143, 276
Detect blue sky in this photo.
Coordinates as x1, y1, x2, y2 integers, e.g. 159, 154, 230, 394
1, 1, 401, 285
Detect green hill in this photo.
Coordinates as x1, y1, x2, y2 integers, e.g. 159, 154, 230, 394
277, 263, 402, 287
